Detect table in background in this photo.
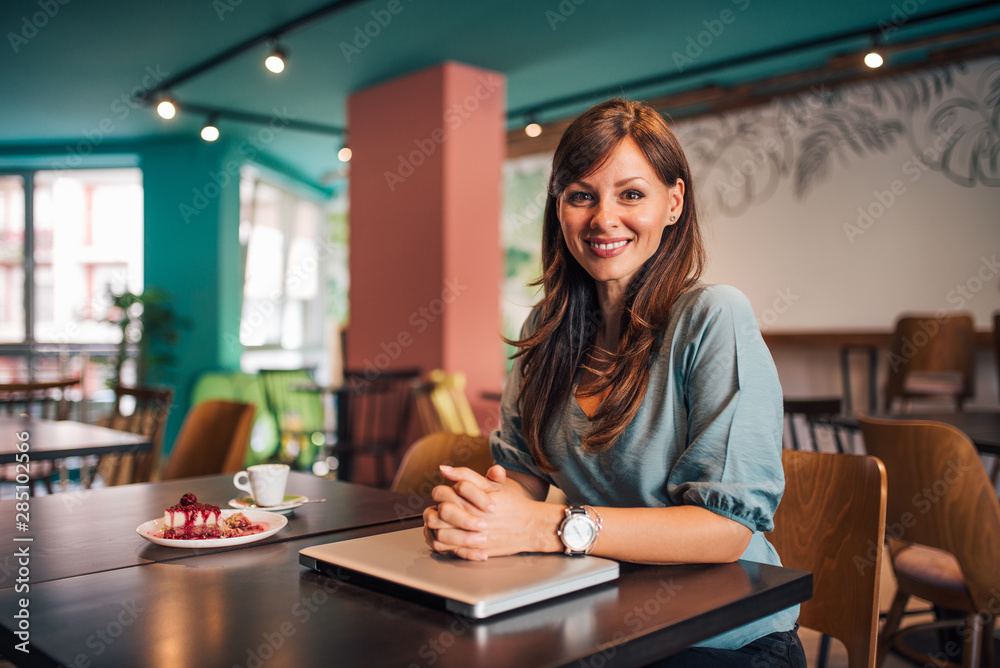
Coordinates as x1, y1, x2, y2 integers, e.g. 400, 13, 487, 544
834, 411, 1000, 456
0, 524, 811, 668
0, 416, 151, 464
0, 472, 425, 586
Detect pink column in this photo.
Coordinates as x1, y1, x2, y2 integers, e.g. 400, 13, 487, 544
347, 62, 506, 430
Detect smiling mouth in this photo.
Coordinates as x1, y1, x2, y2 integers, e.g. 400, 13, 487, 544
585, 239, 631, 258
587, 240, 629, 250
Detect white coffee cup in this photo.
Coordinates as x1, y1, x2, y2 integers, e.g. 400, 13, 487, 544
233, 464, 290, 507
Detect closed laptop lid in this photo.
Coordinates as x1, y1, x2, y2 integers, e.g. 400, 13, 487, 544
299, 527, 619, 618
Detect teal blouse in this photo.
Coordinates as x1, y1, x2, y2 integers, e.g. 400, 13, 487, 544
490, 283, 799, 650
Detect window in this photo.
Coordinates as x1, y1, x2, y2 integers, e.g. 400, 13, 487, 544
0, 168, 143, 381
238, 167, 342, 376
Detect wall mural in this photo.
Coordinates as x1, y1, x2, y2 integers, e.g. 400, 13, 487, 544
500, 57, 1000, 346
676, 57, 1000, 218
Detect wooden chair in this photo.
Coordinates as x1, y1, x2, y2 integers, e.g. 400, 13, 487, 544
257, 368, 327, 470
0, 377, 81, 494
769, 450, 887, 668
859, 416, 1000, 668
93, 384, 174, 486
884, 314, 976, 412
391, 432, 494, 501
335, 368, 421, 488
160, 400, 255, 480
782, 398, 848, 453
413, 369, 481, 436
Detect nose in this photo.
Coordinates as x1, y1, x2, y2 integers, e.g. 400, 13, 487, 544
590, 200, 616, 229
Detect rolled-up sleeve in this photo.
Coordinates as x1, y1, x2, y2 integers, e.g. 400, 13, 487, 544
666, 286, 785, 533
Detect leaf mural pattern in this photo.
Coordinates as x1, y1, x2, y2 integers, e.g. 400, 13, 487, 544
674, 58, 998, 215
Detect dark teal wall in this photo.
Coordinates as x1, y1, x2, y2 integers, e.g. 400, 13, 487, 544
141, 139, 243, 448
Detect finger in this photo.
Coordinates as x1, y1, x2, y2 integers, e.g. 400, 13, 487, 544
439, 465, 493, 490
451, 546, 488, 562
437, 500, 489, 532
451, 479, 497, 513
486, 464, 507, 485
433, 526, 487, 551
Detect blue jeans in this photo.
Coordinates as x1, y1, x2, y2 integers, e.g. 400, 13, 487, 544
652, 626, 807, 668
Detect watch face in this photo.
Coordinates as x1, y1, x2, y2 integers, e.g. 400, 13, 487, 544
562, 515, 596, 550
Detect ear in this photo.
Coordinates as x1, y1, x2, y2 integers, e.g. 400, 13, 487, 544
667, 178, 685, 224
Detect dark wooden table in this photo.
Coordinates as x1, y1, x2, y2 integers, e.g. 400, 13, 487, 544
0, 523, 811, 668
0, 416, 152, 464
0, 472, 426, 587
835, 411, 1000, 456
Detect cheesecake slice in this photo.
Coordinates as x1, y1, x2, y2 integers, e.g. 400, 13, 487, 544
163, 493, 221, 537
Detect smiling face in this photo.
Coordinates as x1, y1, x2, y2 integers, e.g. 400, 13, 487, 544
557, 137, 684, 307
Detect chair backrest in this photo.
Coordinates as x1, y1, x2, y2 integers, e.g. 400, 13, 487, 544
414, 370, 481, 436
782, 398, 846, 452
161, 400, 255, 480
993, 312, 999, 397
257, 368, 325, 433
340, 367, 421, 448
0, 377, 81, 420
391, 432, 494, 501
99, 384, 174, 483
859, 416, 1000, 614
885, 313, 976, 411
769, 450, 887, 668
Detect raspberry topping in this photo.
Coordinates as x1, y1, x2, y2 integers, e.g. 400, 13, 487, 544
180, 493, 198, 506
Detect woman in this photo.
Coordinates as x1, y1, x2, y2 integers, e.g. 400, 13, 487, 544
424, 99, 805, 667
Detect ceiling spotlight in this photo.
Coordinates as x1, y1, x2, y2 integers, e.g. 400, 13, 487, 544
201, 116, 220, 142
265, 45, 286, 74
524, 114, 542, 138
864, 33, 883, 69
338, 146, 352, 162
156, 99, 177, 120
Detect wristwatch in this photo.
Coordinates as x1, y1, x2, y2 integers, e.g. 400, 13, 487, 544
557, 504, 602, 556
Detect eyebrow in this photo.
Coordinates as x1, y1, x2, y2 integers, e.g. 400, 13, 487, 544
571, 176, 648, 188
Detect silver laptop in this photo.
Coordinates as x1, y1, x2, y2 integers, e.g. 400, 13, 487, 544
298, 527, 619, 618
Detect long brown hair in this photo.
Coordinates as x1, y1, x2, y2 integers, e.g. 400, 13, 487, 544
510, 98, 705, 472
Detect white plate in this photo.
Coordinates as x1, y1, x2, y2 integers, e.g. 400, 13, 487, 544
136, 509, 287, 549
228, 494, 309, 514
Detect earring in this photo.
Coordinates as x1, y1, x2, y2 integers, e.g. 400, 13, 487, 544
670, 214, 677, 222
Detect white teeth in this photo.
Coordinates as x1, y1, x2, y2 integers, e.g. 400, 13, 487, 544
590, 240, 628, 250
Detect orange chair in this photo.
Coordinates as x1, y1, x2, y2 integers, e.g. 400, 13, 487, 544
94, 384, 174, 485
770, 450, 887, 668
161, 400, 255, 480
884, 313, 976, 411
859, 416, 1000, 668
391, 433, 494, 501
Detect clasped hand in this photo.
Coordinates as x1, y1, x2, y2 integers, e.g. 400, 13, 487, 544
423, 464, 540, 561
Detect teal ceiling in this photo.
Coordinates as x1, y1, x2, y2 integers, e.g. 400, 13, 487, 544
1, 0, 997, 189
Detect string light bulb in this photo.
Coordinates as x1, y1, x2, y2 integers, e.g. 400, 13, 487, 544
201, 115, 220, 142
864, 33, 883, 69
338, 146, 352, 162
524, 113, 542, 137
265, 45, 286, 74
156, 98, 177, 120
